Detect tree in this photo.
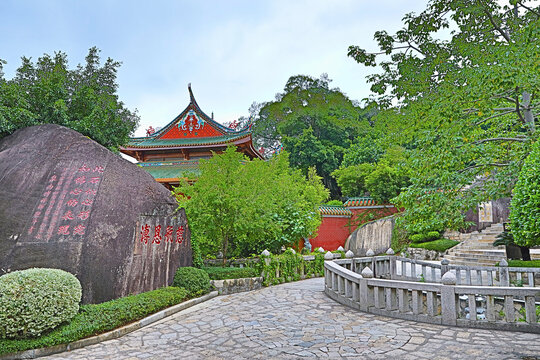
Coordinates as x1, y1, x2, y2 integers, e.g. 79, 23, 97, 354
348, 0, 540, 231
175, 147, 328, 262
510, 140, 540, 248
0, 47, 139, 151
333, 145, 410, 202
252, 74, 371, 198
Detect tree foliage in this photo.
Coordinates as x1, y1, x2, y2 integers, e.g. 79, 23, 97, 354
251, 74, 372, 198
510, 140, 540, 247
349, 0, 540, 231
0, 47, 139, 150
175, 147, 328, 262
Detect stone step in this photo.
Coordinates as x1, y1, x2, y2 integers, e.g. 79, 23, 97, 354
445, 255, 505, 263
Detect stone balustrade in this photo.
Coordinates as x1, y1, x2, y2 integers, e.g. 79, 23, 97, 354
324, 253, 540, 333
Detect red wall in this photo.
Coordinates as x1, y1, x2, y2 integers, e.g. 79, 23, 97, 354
310, 216, 352, 251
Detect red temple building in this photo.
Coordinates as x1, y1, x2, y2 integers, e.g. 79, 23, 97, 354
120, 85, 262, 189
308, 197, 398, 251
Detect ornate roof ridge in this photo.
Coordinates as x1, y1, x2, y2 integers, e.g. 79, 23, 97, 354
139, 85, 251, 141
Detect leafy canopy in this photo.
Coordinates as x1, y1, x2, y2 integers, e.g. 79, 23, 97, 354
510, 140, 540, 247
251, 74, 372, 198
0, 47, 139, 150
349, 0, 540, 232
175, 147, 328, 261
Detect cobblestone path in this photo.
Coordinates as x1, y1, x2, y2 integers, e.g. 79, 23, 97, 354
45, 278, 539, 359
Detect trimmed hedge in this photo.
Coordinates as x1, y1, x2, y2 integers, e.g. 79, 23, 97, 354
410, 231, 440, 244
0, 286, 189, 356
173, 267, 211, 296
506, 260, 540, 268
0, 268, 82, 339
203, 266, 260, 280
409, 239, 459, 252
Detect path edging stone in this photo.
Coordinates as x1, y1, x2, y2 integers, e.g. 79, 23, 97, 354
0, 291, 219, 360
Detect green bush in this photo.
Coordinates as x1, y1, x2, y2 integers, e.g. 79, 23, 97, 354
0, 286, 188, 355
325, 200, 344, 206
409, 239, 459, 252
0, 268, 82, 339
173, 267, 211, 296
203, 266, 259, 280
410, 233, 427, 243
506, 260, 540, 268
510, 140, 540, 247
426, 231, 440, 241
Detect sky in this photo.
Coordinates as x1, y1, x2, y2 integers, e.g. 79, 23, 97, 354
0, 0, 427, 137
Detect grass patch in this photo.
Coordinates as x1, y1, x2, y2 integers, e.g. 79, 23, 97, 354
409, 239, 459, 252
203, 266, 260, 280
507, 259, 540, 268
0, 286, 189, 356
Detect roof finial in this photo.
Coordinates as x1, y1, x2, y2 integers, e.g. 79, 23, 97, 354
211, 112, 214, 120
188, 83, 195, 104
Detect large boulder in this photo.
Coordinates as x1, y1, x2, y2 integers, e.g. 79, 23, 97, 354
0, 125, 192, 303
345, 216, 394, 256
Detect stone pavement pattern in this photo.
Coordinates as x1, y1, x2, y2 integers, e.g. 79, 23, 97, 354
44, 278, 539, 359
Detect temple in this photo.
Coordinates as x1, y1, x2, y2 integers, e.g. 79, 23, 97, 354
120, 85, 263, 189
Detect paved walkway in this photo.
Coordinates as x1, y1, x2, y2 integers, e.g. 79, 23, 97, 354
45, 278, 539, 359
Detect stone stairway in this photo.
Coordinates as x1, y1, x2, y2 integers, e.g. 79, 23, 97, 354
443, 223, 506, 266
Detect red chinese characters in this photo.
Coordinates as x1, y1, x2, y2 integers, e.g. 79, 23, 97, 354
152, 225, 162, 244
140, 224, 150, 244
58, 225, 70, 235
73, 224, 86, 235
78, 164, 91, 172
138, 224, 186, 246
66, 199, 78, 207
176, 226, 184, 244
62, 210, 74, 221
70, 188, 83, 195
89, 177, 100, 184
77, 210, 90, 220
165, 226, 174, 243
93, 166, 104, 173
81, 198, 93, 206
74, 176, 86, 184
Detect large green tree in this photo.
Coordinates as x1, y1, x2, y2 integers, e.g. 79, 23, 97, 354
0, 47, 139, 151
252, 74, 372, 198
348, 0, 540, 233
175, 147, 328, 262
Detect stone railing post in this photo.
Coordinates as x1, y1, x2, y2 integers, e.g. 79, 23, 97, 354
359, 267, 373, 312
499, 259, 510, 286
387, 248, 396, 279
441, 258, 449, 277
441, 271, 457, 326
366, 249, 375, 277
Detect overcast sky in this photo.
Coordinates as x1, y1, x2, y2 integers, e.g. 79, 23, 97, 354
1, 0, 427, 137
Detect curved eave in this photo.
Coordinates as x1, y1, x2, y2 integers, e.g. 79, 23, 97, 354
121, 134, 252, 151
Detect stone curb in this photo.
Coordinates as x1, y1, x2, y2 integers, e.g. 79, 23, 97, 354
1, 291, 219, 360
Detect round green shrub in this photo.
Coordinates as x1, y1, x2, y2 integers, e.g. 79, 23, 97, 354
173, 267, 211, 296
426, 231, 440, 241
410, 233, 426, 243
510, 141, 540, 247
0, 268, 82, 339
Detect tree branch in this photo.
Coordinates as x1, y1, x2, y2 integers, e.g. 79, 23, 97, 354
483, 8, 511, 42
459, 162, 511, 173
473, 137, 528, 145
517, 2, 540, 17
474, 109, 516, 125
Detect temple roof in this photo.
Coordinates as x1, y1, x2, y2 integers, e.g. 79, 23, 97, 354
343, 197, 394, 208
121, 84, 259, 154
318, 205, 352, 217
138, 160, 201, 181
